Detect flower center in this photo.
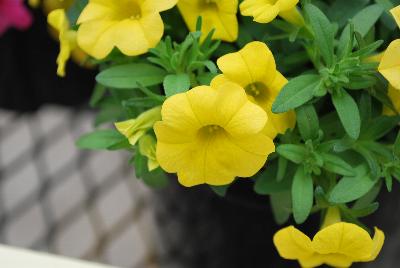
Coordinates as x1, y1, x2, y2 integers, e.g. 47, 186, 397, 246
244, 82, 271, 107
200, 0, 218, 10
197, 125, 224, 140
114, 1, 142, 20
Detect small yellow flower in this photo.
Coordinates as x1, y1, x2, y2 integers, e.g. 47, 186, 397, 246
240, 0, 304, 26
383, 85, 400, 115
29, 0, 73, 13
274, 222, 385, 268
379, 6, 400, 90
115, 106, 162, 146
47, 9, 77, 77
177, 0, 239, 42
77, 0, 177, 59
139, 134, 159, 171
213, 41, 295, 139
154, 81, 275, 187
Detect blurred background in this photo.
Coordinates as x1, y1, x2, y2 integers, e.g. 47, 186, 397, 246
1, 2, 400, 268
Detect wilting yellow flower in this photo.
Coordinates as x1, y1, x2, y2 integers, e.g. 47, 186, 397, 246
240, 0, 304, 26
139, 135, 159, 171
48, 9, 78, 77
213, 41, 295, 139
383, 85, 400, 115
274, 222, 385, 268
177, 0, 238, 42
115, 106, 162, 146
379, 6, 400, 90
154, 81, 275, 187
77, 0, 177, 59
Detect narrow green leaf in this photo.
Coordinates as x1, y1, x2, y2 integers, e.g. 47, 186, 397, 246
277, 144, 308, 164
394, 131, 400, 159
292, 167, 314, 224
270, 191, 292, 225
305, 4, 335, 66
142, 168, 169, 189
272, 74, 321, 113
360, 116, 400, 140
163, 73, 191, 97
96, 63, 167, 89
332, 89, 361, 139
329, 165, 377, 204
338, 5, 384, 55
76, 130, 129, 150
321, 153, 356, 176
296, 104, 319, 141
254, 163, 293, 195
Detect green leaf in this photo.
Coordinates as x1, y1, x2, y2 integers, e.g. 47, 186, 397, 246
352, 180, 382, 209
338, 5, 384, 56
394, 131, 400, 159
328, 0, 369, 27
96, 63, 167, 89
142, 168, 169, 189
89, 84, 106, 107
277, 157, 288, 182
305, 4, 335, 67
272, 74, 321, 113
361, 116, 400, 141
122, 97, 163, 109
296, 104, 319, 141
332, 89, 361, 139
254, 163, 293, 195
329, 165, 377, 204
76, 130, 129, 150
292, 167, 314, 224
349, 202, 379, 218
270, 191, 292, 225
353, 144, 380, 179
163, 73, 191, 97
320, 152, 356, 176
277, 144, 308, 164
210, 185, 230, 197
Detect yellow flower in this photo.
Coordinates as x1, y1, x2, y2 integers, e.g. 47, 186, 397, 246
154, 81, 275, 187
240, 0, 304, 26
48, 9, 78, 77
28, 0, 40, 8
115, 106, 162, 146
139, 135, 159, 171
29, 0, 73, 13
383, 85, 400, 115
77, 0, 177, 59
274, 222, 385, 268
213, 41, 295, 139
177, 0, 239, 42
379, 6, 400, 90
379, 39, 400, 90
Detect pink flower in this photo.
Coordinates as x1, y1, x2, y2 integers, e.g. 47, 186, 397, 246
0, 0, 32, 35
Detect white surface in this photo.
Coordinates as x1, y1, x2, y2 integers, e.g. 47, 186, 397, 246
0, 244, 118, 268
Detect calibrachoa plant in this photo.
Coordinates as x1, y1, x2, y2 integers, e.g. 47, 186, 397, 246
46, 0, 400, 267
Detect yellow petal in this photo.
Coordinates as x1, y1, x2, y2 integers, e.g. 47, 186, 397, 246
142, 0, 177, 12
383, 85, 400, 115
217, 41, 277, 87
77, 3, 111, 24
77, 19, 117, 59
279, 7, 305, 26
312, 222, 373, 260
363, 227, 385, 262
391, 5, 400, 28
379, 39, 400, 90
177, 0, 238, 42
319, 253, 353, 268
48, 9, 69, 32
276, 0, 299, 11
273, 226, 314, 260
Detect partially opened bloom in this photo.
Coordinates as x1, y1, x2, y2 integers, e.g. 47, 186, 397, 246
379, 6, 400, 90
139, 134, 159, 171
274, 222, 385, 267
115, 106, 161, 146
177, 0, 238, 42
240, 0, 304, 26
0, 0, 32, 35
77, 0, 177, 59
48, 9, 79, 77
154, 82, 275, 187
214, 41, 295, 139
